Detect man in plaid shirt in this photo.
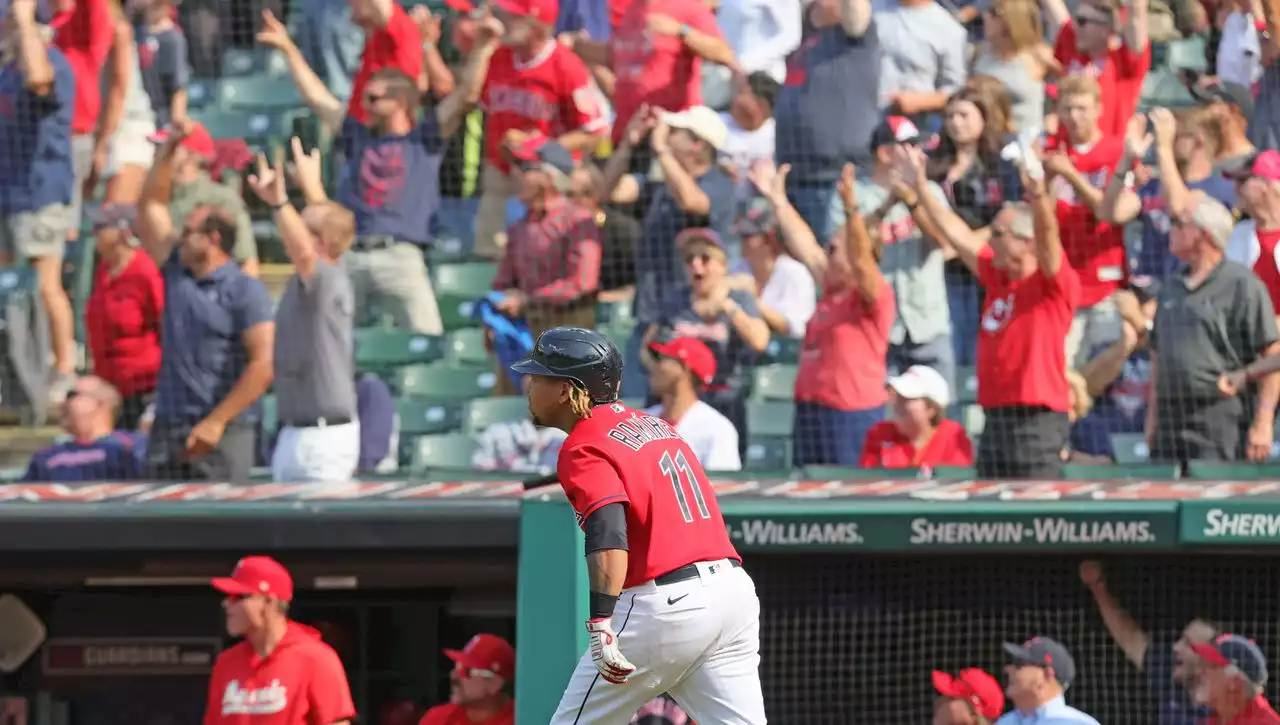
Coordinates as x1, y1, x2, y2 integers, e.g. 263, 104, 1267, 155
490, 138, 603, 394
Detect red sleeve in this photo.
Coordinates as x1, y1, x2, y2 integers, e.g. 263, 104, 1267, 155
147, 265, 165, 327
975, 247, 999, 290
1114, 39, 1152, 78
306, 645, 356, 725
204, 656, 228, 725
680, 1, 722, 37
557, 443, 629, 523
1046, 253, 1081, 304
417, 706, 454, 725
1053, 22, 1076, 66
560, 53, 608, 134
858, 423, 887, 468
387, 5, 424, 80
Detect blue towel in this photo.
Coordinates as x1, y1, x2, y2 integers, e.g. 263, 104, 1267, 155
473, 292, 535, 390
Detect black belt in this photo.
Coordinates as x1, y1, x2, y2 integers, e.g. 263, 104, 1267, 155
654, 559, 741, 586
354, 235, 400, 251
281, 416, 353, 429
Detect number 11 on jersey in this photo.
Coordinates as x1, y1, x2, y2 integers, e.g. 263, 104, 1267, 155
659, 450, 710, 523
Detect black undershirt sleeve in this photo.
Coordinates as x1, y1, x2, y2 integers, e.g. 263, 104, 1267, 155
583, 502, 629, 554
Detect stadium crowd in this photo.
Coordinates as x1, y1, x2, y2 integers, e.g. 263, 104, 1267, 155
11, 0, 1280, 483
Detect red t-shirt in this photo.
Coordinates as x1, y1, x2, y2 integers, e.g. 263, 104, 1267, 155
557, 403, 739, 589
858, 419, 975, 468
54, 0, 115, 135
1053, 22, 1151, 139
418, 701, 513, 725
346, 4, 422, 126
609, 0, 721, 142
1227, 222, 1280, 311
85, 252, 164, 398
480, 43, 606, 173
793, 284, 896, 411
1209, 696, 1280, 725
1048, 134, 1129, 307
976, 249, 1081, 411
204, 623, 354, 725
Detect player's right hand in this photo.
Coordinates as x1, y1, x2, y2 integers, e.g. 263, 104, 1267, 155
585, 618, 636, 684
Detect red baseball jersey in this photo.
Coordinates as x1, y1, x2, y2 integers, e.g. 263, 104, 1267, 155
204, 623, 355, 725
480, 43, 607, 174
557, 403, 740, 590
1046, 134, 1130, 307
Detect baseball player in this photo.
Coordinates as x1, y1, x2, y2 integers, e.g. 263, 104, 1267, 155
204, 556, 355, 725
510, 327, 764, 725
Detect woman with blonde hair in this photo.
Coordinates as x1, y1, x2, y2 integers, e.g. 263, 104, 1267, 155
972, 0, 1058, 139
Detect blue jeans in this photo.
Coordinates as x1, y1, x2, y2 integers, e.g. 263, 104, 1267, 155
946, 270, 982, 368
434, 196, 481, 250
792, 402, 886, 466
621, 325, 652, 399
786, 181, 837, 243
888, 333, 956, 397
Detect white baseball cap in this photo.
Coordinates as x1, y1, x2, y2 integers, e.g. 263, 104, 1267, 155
887, 365, 951, 408
661, 106, 728, 151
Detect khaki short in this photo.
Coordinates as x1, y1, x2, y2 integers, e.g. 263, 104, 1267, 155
0, 204, 74, 261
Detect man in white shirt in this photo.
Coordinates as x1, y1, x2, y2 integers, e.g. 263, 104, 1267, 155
730, 195, 816, 338
721, 73, 779, 198
645, 337, 743, 471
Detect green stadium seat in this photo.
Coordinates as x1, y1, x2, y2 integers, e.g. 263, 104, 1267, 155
744, 436, 792, 470
804, 466, 919, 480
432, 262, 497, 330
1064, 463, 1178, 479
751, 364, 797, 401
261, 394, 278, 440
396, 398, 465, 436
463, 396, 530, 433
1185, 462, 1280, 481
596, 299, 635, 326
955, 367, 979, 404
1110, 432, 1151, 464
221, 47, 288, 77
931, 466, 977, 479
427, 236, 471, 264
598, 322, 635, 349
354, 328, 444, 370
1166, 35, 1208, 71
761, 336, 802, 365
404, 433, 479, 472
187, 78, 216, 109
445, 327, 491, 367
1141, 70, 1196, 109
391, 364, 498, 398
747, 401, 795, 438
217, 75, 303, 110
960, 404, 985, 437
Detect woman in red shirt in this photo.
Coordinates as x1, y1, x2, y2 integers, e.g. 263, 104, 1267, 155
860, 365, 975, 469
749, 159, 896, 466
84, 204, 164, 429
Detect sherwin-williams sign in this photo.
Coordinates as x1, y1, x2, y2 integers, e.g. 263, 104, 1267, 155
1180, 501, 1280, 544
722, 502, 1178, 551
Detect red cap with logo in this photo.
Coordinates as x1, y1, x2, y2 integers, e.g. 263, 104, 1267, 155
148, 122, 216, 161
932, 669, 1005, 720
491, 0, 558, 23
444, 633, 515, 679
648, 337, 717, 386
211, 556, 295, 601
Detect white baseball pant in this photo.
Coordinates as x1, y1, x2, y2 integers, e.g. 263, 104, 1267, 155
549, 559, 766, 725
271, 422, 360, 482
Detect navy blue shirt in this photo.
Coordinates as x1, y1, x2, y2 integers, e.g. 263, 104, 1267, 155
774, 21, 881, 182
1132, 175, 1236, 280
0, 47, 75, 214
1070, 344, 1150, 460
633, 168, 736, 324
338, 114, 445, 246
1143, 637, 1209, 725
659, 289, 762, 395
136, 24, 189, 129
154, 252, 274, 425
23, 432, 145, 482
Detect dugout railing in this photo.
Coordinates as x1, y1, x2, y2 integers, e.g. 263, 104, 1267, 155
518, 479, 1280, 725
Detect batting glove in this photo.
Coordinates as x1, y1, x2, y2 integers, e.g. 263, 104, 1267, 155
585, 617, 636, 684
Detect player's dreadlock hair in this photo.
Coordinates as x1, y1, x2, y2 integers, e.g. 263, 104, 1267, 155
568, 385, 594, 420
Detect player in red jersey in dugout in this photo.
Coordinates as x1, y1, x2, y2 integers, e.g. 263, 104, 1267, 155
204, 556, 355, 725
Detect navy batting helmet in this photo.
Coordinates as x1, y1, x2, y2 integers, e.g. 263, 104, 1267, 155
510, 327, 623, 405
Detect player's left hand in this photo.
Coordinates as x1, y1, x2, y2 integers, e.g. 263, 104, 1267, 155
585, 618, 636, 684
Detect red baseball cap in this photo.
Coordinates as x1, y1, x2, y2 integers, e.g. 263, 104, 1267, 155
444, 633, 515, 679
211, 556, 294, 601
491, 0, 558, 23
147, 122, 216, 161
444, 0, 475, 11
933, 669, 1005, 720
1228, 149, 1280, 182
648, 337, 717, 386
